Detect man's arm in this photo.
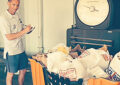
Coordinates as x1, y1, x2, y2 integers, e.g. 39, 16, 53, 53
6, 25, 32, 40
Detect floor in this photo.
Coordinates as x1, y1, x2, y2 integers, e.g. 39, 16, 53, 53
0, 70, 33, 85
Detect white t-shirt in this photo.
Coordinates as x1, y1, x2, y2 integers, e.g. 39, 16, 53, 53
0, 10, 24, 58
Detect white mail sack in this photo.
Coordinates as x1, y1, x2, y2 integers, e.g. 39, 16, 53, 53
105, 52, 120, 81
110, 52, 120, 75
59, 59, 86, 81
47, 51, 72, 73
78, 48, 109, 70
87, 66, 109, 78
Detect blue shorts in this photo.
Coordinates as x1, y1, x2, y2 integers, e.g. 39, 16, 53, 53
6, 52, 28, 73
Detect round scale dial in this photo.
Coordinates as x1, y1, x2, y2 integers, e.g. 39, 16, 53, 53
77, 0, 109, 26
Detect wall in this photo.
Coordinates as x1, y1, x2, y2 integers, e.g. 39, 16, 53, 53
23, 0, 42, 55
43, 0, 73, 52
0, 0, 7, 47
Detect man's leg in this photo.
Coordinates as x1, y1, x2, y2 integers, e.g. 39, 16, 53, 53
18, 69, 27, 85
18, 52, 28, 85
6, 72, 14, 85
6, 53, 19, 85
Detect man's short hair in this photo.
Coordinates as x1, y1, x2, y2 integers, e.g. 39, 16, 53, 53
8, 0, 12, 2
8, 0, 20, 2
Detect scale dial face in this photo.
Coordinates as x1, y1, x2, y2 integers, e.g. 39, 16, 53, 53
77, 0, 109, 26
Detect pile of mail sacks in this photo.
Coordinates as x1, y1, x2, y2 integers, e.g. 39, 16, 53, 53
33, 43, 120, 84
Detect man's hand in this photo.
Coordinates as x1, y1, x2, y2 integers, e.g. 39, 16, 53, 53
23, 25, 32, 34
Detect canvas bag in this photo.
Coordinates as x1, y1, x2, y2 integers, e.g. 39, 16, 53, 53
105, 52, 120, 81
87, 66, 109, 78
78, 48, 109, 69
47, 51, 72, 73
59, 59, 86, 81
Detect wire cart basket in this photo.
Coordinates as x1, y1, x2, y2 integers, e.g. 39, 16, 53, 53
29, 59, 83, 85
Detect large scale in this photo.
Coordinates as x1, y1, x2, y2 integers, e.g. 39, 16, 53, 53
75, 0, 114, 29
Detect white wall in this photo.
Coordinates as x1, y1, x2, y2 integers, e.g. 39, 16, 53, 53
0, 0, 7, 47
0, 0, 74, 55
23, 0, 42, 55
43, 0, 73, 52
0, 0, 7, 14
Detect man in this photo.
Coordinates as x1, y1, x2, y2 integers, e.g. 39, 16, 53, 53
0, 0, 33, 85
